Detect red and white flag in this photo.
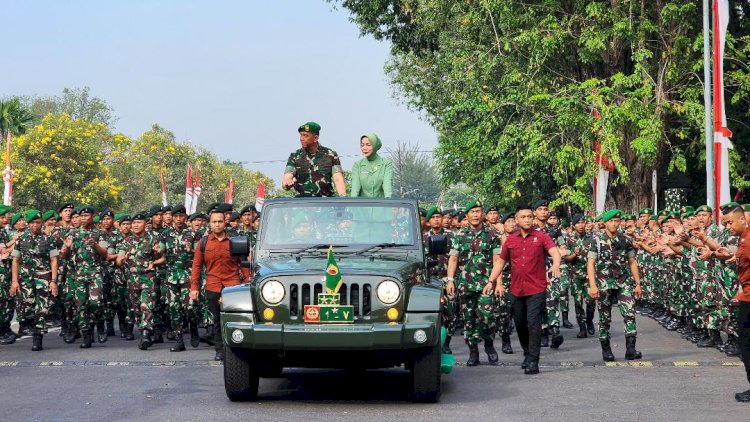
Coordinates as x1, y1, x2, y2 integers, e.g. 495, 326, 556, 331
160, 168, 169, 207
255, 182, 265, 212
190, 164, 202, 214
184, 164, 194, 212
225, 177, 234, 204
2, 132, 13, 206
713, 0, 733, 213
592, 109, 615, 214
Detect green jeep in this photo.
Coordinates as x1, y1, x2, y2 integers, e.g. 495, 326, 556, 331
220, 197, 451, 402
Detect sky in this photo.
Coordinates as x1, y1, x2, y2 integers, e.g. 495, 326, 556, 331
0, 0, 437, 184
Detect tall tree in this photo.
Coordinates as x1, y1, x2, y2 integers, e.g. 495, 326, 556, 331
20, 87, 117, 128
387, 141, 440, 202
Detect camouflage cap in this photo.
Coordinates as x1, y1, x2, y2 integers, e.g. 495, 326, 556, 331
601, 209, 623, 223
298, 121, 321, 134
464, 199, 482, 213
425, 206, 441, 220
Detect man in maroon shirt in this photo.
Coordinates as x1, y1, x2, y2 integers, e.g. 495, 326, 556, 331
189, 210, 249, 361
720, 203, 750, 402
493, 205, 561, 374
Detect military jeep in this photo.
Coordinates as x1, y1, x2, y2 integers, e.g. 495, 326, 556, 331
220, 197, 450, 402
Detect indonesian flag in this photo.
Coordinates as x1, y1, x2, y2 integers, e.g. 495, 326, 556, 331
3, 132, 13, 206
190, 164, 201, 214
325, 246, 343, 294
592, 109, 614, 214
713, 0, 733, 212
184, 164, 193, 211
160, 168, 168, 207
225, 177, 234, 204
255, 182, 265, 212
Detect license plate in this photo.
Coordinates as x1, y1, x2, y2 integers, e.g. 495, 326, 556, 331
304, 305, 354, 323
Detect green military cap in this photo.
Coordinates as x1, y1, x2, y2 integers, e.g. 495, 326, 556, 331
160, 205, 172, 213
638, 208, 653, 216
148, 205, 163, 217
695, 205, 713, 214
188, 212, 201, 222
229, 212, 240, 222
10, 212, 23, 226
683, 211, 695, 219
240, 205, 256, 215
206, 202, 220, 214
500, 212, 515, 224
744, 204, 750, 211
658, 209, 670, 217
659, 214, 670, 224
667, 211, 680, 221
585, 216, 594, 222
0, 205, 12, 216
594, 213, 603, 222
720, 202, 743, 215
24, 209, 41, 223
114, 213, 125, 220
42, 210, 57, 221
418, 207, 427, 217
78, 205, 96, 215
624, 214, 636, 221
571, 213, 584, 225
71, 207, 80, 216
117, 214, 132, 223
171, 205, 187, 215
464, 199, 482, 213
425, 206, 441, 220
560, 218, 570, 228
298, 121, 321, 134
218, 203, 233, 213
132, 211, 149, 221
58, 202, 74, 212
650, 215, 658, 221
100, 208, 114, 220
485, 205, 499, 213
601, 209, 623, 223
680, 205, 694, 215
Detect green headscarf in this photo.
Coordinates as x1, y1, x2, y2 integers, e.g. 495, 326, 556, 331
361, 133, 383, 161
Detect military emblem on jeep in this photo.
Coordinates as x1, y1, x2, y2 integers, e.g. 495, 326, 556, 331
304, 247, 354, 323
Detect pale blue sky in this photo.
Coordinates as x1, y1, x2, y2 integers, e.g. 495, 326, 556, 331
0, 0, 436, 183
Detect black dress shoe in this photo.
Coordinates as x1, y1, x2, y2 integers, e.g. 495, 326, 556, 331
501, 335, 513, 354
540, 329, 549, 348
524, 361, 539, 375
735, 389, 750, 403
550, 327, 564, 349
170, 334, 186, 352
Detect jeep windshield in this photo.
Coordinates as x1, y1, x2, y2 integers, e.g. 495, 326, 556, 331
258, 202, 419, 252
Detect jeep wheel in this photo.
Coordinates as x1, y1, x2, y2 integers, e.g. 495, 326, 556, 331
410, 343, 441, 403
224, 346, 259, 401
258, 364, 284, 378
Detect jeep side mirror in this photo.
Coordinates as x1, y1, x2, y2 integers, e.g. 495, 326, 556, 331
427, 234, 448, 255
229, 236, 250, 257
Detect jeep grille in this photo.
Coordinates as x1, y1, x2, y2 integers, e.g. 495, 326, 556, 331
289, 282, 372, 319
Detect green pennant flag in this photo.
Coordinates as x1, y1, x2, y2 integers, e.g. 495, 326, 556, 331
325, 246, 343, 294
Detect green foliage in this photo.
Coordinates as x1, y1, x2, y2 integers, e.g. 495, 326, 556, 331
0, 98, 34, 138
20, 87, 117, 128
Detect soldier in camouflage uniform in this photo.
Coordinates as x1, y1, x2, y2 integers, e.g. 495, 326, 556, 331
282, 121, 346, 197
98, 209, 119, 338
147, 205, 169, 343
60, 205, 113, 348
112, 214, 135, 340
565, 213, 595, 338
532, 200, 564, 349
495, 212, 517, 354
446, 200, 502, 366
422, 206, 456, 354
116, 212, 165, 350
588, 209, 643, 362
160, 205, 198, 352
9, 210, 59, 351
0, 205, 17, 344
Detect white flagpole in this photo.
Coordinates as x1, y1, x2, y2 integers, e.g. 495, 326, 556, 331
703, 0, 714, 210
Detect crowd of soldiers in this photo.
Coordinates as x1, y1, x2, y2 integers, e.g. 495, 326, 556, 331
421, 200, 746, 365
0, 202, 258, 352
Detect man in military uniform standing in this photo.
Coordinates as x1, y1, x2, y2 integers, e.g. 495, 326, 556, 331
533, 200, 564, 348
588, 209, 643, 361
282, 122, 346, 197
422, 206, 456, 354
565, 213, 595, 337
0, 205, 16, 344
446, 200, 503, 366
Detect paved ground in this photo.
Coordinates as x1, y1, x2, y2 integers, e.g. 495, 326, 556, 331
1, 307, 748, 422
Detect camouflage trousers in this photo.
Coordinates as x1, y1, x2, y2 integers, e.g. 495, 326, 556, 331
129, 271, 156, 331
718, 268, 740, 336
544, 267, 563, 329
458, 285, 495, 345
153, 271, 167, 330
102, 268, 117, 322
15, 273, 53, 333
0, 270, 13, 330
559, 273, 571, 315
114, 269, 133, 326
67, 271, 104, 333
596, 285, 637, 341
493, 277, 513, 337
166, 266, 199, 333
571, 275, 594, 325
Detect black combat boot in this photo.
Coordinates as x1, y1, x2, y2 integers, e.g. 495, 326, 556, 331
96, 320, 107, 343
521, 348, 530, 369
125, 324, 135, 341
736, 389, 750, 403
170, 333, 186, 352
634, 299, 643, 314
442, 335, 452, 355
586, 306, 596, 335
561, 312, 574, 329
182, 316, 189, 334
214, 347, 225, 361
624, 336, 642, 360
501, 334, 513, 354
466, 344, 480, 366
63, 327, 77, 344
0, 328, 16, 345
80, 330, 92, 349
117, 311, 127, 338
106, 319, 116, 337
524, 360, 539, 375
697, 329, 721, 348
138, 329, 153, 350
692, 329, 710, 344
484, 340, 499, 365
59, 318, 68, 337
32, 332, 43, 351
600, 339, 615, 362
152, 328, 164, 344
576, 324, 587, 339
550, 326, 564, 349
722, 335, 739, 356
540, 328, 549, 348
189, 320, 200, 348
199, 325, 215, 346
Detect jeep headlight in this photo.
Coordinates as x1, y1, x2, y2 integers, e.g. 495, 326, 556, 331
261, 280, 285, 305
376, 280, 400, 305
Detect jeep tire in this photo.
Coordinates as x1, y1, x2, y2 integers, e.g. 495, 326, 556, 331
224, 346, 259, 401
410, 334, 441, 402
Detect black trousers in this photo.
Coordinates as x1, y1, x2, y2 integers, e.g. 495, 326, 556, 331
738, 301, 750, 385
512, 292, 546, 362
206, 291, 223, 351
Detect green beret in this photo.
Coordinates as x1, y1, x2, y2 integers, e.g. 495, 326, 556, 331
594, 213, 603, 222
10, 212, 23, 226
148, 205, 163, 217
585, 216, 594, 222
571, 213, 584, 225
0, 205, 12, 216
744, 204, 750, 211
425, 206, 441, 220
58, 202, 74, 212
132, 211, 149, 222
650, 215, 658, 221
42, 210, 57, 221
205, 202, 220, 214
464, 199, 482, 213
298, 121, 321, 134
720, 202, 742, 215
695, 205, 713, 214
500, 212, 515, 224
117, 214, 132, 223
240, 205, 256, 215
659, 214, 670, 224
418, 207, 427, 217
24, 209, 41, 223
171, 205, 187, 215
70, 207, 80, 216
624, 214, 636, 221
485, 205, 499, 213
658, 209, 670, 217
667, 212, 680, 221
78, 205, 96, 215
160, 205, 172, 213
114, 213, 125, 221
682, 211, 695, 219
638, 208, 653, 216
188, 212, 201, 222
601, 209, 623, 223
100, 208, 114, 220
680, 206, 695, 215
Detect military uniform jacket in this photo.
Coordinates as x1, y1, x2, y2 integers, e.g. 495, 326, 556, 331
11, 231, 58, 277
160, 226, 196, 270
285, 145, 342, 197
566, 231, 590, 279
117, 232, 159, 278
449, 226, 501, 292
587, 231, 636, 290
68, 227, 111, 276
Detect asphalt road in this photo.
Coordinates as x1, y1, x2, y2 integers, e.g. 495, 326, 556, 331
1, 308, 748, 422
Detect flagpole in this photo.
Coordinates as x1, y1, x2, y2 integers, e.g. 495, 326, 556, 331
703, 0, 714, 213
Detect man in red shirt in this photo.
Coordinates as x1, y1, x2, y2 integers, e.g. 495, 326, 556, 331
720, 202, 750, 402
494, 205, 561, 375
189, 210, 249, 361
